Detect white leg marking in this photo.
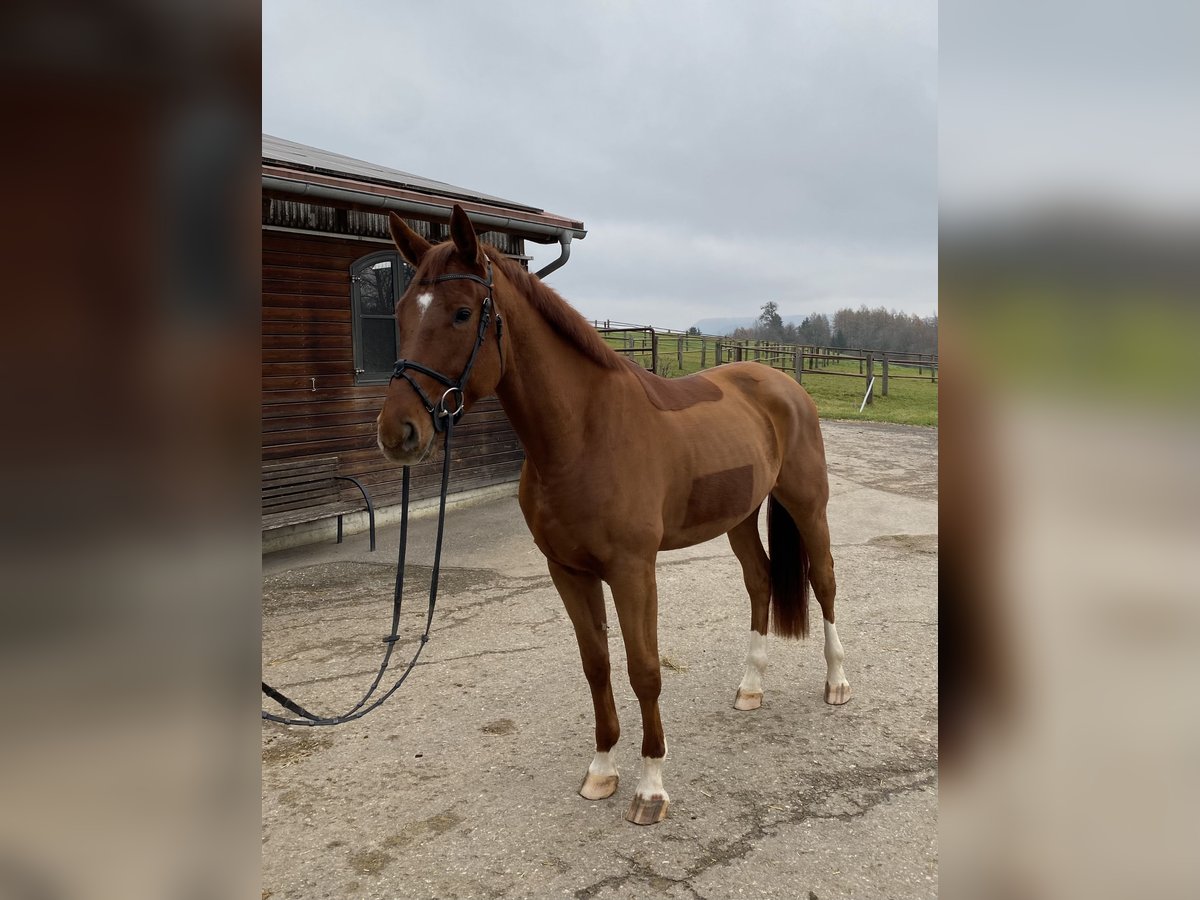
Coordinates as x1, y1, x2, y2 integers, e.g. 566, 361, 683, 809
824, 618, 849, 690
587, 750, 617, 780
737, 630, 768, 695
580, 748, 619, 800
734, 630, 767, 709
625, 755, 671, 823
634, 756, 668, 801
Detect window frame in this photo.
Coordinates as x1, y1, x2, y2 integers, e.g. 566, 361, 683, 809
350, 250, 412, 385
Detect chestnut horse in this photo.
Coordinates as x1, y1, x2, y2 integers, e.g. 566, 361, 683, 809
377, 206, 850, 825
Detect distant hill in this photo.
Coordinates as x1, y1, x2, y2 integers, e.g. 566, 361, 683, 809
691, 314, 817, 335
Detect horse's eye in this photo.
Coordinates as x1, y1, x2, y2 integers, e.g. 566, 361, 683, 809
455, 308, 472, 323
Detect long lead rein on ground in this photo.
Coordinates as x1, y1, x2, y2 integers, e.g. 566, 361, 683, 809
260, 416, 456, 726
263, 266, 499, 725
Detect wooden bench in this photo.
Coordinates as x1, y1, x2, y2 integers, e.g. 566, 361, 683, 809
262, 456, 376, 551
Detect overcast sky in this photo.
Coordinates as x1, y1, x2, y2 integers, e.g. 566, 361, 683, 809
940, 2, 1200, 222
263, 1, 937, 331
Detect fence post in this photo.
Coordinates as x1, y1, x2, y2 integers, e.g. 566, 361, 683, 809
714, 340, 722, 365
931, 357, 937, 383
677, 335, 684, 370
651, 330, 659, 373
700, 338, 707, 369
881, 352, 889, 396
865, 352, 874, 405
794, 349, 802, 383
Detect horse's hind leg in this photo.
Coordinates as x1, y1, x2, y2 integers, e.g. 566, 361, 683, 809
547, 560, 621, 800
795, 502, 851, 705
772, 473, 851, 705
728, 507, 770, 710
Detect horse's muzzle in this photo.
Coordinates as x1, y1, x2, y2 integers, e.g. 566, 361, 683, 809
377, 415, 424, 464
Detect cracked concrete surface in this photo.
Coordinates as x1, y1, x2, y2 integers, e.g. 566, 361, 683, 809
262, 420, 937, 899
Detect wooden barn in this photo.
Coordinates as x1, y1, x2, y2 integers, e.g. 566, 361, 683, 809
262, 134, 587, 551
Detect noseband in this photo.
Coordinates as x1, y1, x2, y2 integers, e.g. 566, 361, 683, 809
389, 260, 504, 433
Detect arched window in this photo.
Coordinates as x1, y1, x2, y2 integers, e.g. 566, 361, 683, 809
351, 251, 413, 384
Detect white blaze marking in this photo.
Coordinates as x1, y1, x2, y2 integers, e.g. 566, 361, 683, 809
415, 291, 432, 318
737, 630, 769, 696
587, 750, 618, 780
633, 756, 668, 801
824, 618, 848, 689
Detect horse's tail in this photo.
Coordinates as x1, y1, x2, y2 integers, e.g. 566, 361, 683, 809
768, 494, 810, 639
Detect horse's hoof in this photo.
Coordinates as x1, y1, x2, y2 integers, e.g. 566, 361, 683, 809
580, 772, 619, 801
733, 688, 763, 710
625, 794, 669, 825
824, 681, 852, 705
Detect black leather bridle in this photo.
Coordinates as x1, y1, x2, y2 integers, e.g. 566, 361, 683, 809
388, 260, 504, 433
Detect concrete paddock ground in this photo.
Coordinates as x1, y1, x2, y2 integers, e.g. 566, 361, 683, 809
262, 420, 938, 899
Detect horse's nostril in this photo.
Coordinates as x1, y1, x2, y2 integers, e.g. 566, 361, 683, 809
401, 420, 419, 450
380, 416, 414, 452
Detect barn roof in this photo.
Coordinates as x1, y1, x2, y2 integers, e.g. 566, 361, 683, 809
262, 134, 586, 242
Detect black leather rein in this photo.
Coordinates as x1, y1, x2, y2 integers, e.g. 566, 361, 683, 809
261, 260, 503, 727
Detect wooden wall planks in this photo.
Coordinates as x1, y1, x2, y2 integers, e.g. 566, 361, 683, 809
262, 229, 525, 520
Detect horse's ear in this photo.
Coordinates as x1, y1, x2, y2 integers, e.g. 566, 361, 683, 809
388, 212, 431, 266
449, 204, 483, 267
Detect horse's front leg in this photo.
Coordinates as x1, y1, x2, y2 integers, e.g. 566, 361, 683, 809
609, 560, 669, 825
547, 560, 620, 800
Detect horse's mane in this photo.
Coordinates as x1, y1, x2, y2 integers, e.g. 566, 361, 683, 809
489, 250, 625, 370
422, 241, 623, 371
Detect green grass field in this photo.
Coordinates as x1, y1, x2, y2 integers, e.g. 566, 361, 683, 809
601, 334, 938, 427
793, 363, 938, 426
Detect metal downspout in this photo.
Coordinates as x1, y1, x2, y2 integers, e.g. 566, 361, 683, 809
534, 231, 572, 279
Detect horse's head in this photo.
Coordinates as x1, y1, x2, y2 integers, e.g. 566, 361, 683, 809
377, 205, 506, 465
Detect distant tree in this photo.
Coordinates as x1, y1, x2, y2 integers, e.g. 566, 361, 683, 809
798, 313, 831, 347
686, 325, 701, 336
758, 301, 784, 340
719, 303, 935, 353
829, 306, 936, 354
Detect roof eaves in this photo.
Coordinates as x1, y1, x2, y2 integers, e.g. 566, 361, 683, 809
262, 166, 587, 241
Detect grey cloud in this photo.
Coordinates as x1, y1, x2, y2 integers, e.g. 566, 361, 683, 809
263, 0, 936, 329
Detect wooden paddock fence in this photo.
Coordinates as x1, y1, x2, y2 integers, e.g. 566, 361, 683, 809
593, 321, 937, 406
